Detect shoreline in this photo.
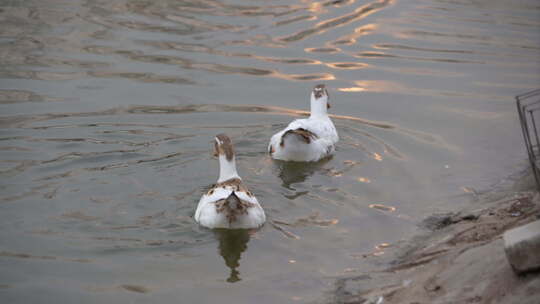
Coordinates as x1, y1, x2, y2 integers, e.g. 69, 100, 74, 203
324, 167, 540, 304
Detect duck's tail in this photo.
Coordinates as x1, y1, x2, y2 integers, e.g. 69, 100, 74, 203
221, 192, 252, 224
226, 191, 241, 210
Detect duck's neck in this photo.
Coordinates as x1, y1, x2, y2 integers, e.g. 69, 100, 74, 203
217, 154, 240, 183
309, 94, 328, 119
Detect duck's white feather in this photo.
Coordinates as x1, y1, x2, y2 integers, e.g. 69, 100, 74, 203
195, 182, 265, 229
269, 85, 338, 162
269, 118, 337, 161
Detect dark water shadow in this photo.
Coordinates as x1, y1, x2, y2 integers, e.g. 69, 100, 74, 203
273, 157, 331, 189
213, 229, 251, 283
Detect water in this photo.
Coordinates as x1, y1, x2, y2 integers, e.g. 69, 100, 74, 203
0, 0, 539, 302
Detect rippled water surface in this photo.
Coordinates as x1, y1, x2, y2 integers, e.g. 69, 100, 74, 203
1, 0, 539, 302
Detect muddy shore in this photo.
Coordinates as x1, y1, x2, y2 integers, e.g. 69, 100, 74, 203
324, 169, 540, 304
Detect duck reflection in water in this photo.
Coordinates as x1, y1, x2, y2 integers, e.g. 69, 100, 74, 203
214, 229, 251, 283
273, 157, 331, 189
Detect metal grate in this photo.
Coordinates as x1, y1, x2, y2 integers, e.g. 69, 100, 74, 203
517, 89, 540, 190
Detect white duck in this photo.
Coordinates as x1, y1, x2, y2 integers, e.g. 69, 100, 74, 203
269, 84, 338, 162
194, 134, 266, 229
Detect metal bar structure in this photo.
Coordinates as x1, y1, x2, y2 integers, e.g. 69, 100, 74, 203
516, 89, 540, 190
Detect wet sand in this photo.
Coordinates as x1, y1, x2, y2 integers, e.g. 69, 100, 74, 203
325, 169, 540, 304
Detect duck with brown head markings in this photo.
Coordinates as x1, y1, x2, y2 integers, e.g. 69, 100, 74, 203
214, 133, 234, 161
214, 133, 240, 183
268, 84, 339, 162
313, 84, 329, 103
195, 134, 266, 229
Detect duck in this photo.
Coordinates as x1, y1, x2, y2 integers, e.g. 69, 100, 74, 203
268, 84, 338, 162
194, 134, 266, 229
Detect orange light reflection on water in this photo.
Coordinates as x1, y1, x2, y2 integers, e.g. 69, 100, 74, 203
338, 87, 366, 92
357, 177, 371, 183
333, 24, 378, 45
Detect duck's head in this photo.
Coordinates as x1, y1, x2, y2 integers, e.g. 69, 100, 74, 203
310, 84, 330, 116
313, 84, 329, 100
214, 134, 240, 183
213, 133, 235, 161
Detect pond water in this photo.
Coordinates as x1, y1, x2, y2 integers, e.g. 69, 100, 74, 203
1, 0, 539, 303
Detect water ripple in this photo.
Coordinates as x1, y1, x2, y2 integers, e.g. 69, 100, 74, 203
279, 0, 393, 42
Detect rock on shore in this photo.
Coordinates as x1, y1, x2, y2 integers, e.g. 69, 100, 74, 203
504, 219, 540, 274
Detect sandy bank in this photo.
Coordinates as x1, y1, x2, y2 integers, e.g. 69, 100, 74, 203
324, 171, 540, 304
